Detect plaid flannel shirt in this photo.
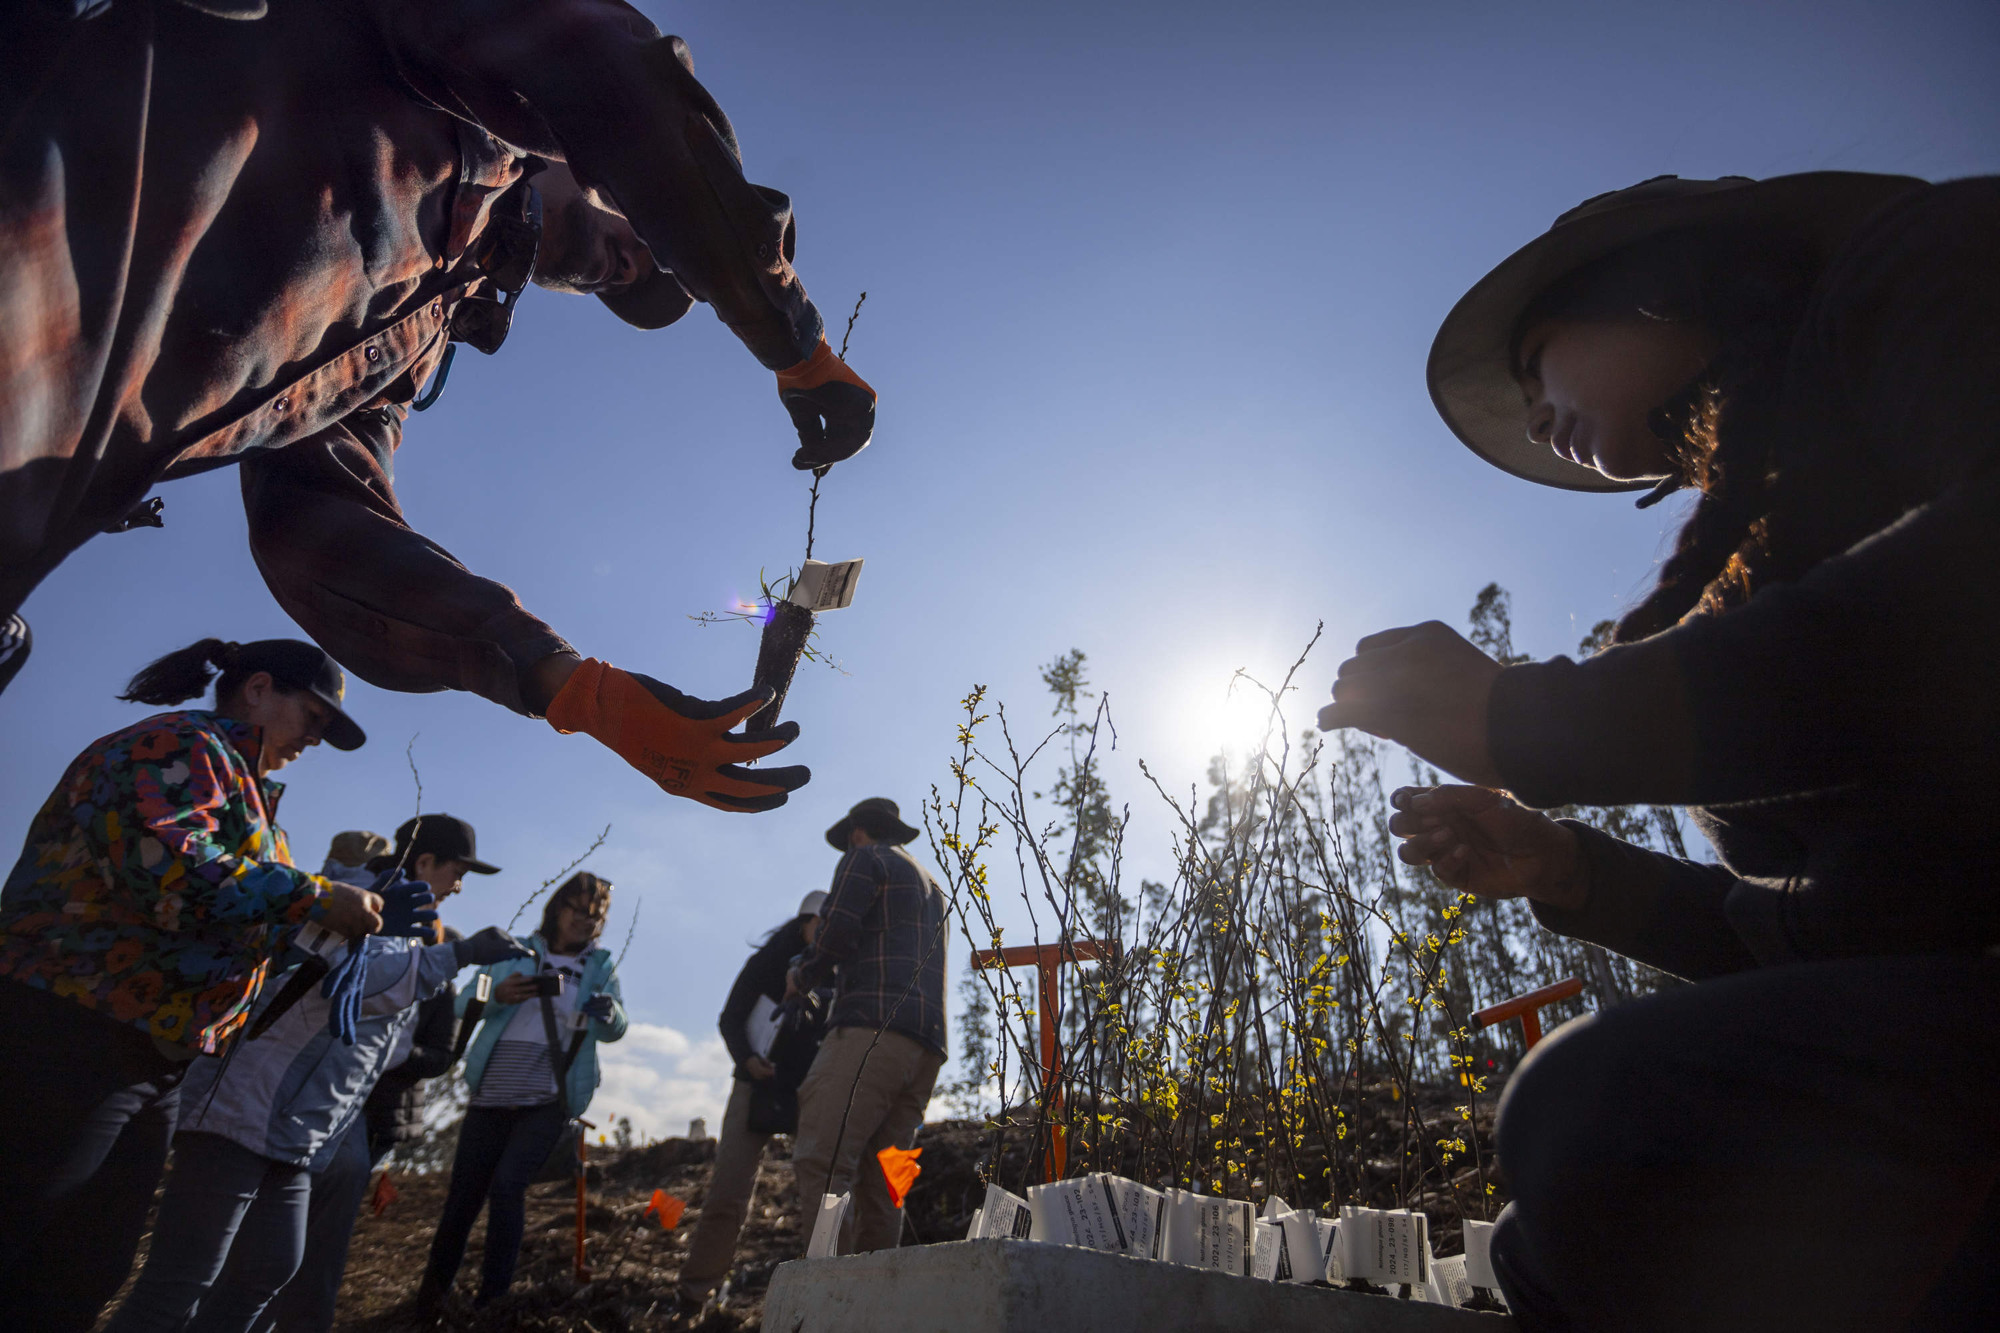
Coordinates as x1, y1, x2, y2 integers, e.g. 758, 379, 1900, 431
3, 0, 823, 714
795, 844, 948, 1056
0, 711, 331, 1052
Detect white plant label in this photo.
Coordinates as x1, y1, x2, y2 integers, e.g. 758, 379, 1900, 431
1252, 1220, 1282, 1280
1097, 1174, 1168, 1259
806, 1191, 850, 1258
786, 558, 864, 611
1029, 1177, 1127, 1253
1276, 1209, 1335, 1284
1337, 1206, 1429, 1286
1463, 1219, 1499, 1289
967, 1182, 1035, 1241
1163, 1189, 1255, 1275
295, 920, 346, 960
1429, 1253, 1475, 1308
1421, 1234, 1450, 1305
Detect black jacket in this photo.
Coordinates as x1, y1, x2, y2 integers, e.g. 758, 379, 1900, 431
1489, 178, 2000, 976
719, 918, 809, 1077
364, 980, 459, 1147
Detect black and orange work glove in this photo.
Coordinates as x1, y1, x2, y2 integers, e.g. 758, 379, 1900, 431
546, 660, 809, 812
776, 339, 876, 470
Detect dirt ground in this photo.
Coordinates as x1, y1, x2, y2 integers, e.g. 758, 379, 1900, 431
333, 1137, 779, 1332
96, 1095, 1504, 1332
329, 1120, 1034, 1331
326, 1094, 1505, 1331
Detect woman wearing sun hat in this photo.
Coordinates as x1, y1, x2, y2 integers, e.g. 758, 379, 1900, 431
0, 638, 388, 1330
1320, 171, 2000, 1327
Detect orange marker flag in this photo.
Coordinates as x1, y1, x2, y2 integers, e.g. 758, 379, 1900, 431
369, 1171, 399, 1217
877, 1145, 922, 1208
643, 1189, 686, 1230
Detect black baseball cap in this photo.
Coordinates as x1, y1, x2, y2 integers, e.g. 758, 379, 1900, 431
236, 639, 366, 751
392, 814, 501, 875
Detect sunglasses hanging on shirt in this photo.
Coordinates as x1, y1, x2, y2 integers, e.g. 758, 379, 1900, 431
450, 179, 542, 357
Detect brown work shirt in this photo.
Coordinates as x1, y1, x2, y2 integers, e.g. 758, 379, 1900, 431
1, 0, 824, 713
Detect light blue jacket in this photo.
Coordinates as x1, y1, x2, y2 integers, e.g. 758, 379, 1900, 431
178, 935, 460, 1167
459, 932, 626, 1117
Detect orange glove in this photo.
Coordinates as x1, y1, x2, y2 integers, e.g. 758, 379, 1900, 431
776, 339, 876, 470
546, 660, 808, 812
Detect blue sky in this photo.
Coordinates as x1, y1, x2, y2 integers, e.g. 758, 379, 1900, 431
5, 0, 1996, 1135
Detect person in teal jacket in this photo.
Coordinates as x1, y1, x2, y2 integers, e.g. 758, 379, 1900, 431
417, 872, 626, 1314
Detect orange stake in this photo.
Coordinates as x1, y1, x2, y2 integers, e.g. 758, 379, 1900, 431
970, 939, 1121, 1181
573, 1117, 596, 1280
1472, 976, 1584, 1050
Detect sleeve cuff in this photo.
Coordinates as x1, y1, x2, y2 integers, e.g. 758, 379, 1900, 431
1527, 821, 1663, 950
299, 874, 335, 924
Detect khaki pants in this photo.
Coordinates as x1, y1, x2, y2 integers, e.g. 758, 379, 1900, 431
679, 1078, 771, 1292
790, 1026, 944, 1255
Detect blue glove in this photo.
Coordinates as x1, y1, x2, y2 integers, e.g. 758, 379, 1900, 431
320, 940, 370, 1046
583, 993, 616, 1023
371, 869, 439, 941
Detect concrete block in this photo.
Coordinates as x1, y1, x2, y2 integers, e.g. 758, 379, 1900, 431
763, 1239, 1514, 1333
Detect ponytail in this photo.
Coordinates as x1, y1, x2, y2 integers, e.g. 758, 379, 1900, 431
119, 639, 245, 706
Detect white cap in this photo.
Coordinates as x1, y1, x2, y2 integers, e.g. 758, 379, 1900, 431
798, 890, 829, 918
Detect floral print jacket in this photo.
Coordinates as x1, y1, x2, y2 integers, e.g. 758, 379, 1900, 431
0, 711, 332, 1051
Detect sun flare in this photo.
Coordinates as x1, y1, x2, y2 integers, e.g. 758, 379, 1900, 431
1181, 670, 1285, 760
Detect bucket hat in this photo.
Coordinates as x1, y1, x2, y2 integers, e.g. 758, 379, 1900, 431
1426, 171, 1924, 492
824, 797, 920, 850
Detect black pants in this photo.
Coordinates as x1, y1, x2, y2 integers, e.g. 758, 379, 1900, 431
211, 1117, 373, 1333
102, 1131, 312, 1333
0, 978, 187, 1331
422, 1101, 567, 1303
1491, 953, 2000, 1331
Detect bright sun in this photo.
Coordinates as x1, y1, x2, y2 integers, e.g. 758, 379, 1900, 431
1182, 670, 1287, 760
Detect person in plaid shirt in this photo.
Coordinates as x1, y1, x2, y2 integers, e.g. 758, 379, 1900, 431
0, 638, 384, 1332
2, 0, 878, 815
786, 798, 947, 1256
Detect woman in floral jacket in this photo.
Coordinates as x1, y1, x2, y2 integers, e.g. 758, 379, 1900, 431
0, 638, 383, 1333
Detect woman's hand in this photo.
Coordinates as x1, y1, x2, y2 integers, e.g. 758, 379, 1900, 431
493, 973, 540, 1005
742, 1055, 777, 1081
1318, 622, 1505, 787
1387, 785, 1590, 911
322, 881, 384, 938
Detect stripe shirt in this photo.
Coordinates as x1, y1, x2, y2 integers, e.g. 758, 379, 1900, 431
794, 844, 948, 1056
470, 953, 584, 1108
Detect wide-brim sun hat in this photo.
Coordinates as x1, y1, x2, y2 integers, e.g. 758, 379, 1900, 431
824, 797, 920, 850
1426, 171, 1925, 492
